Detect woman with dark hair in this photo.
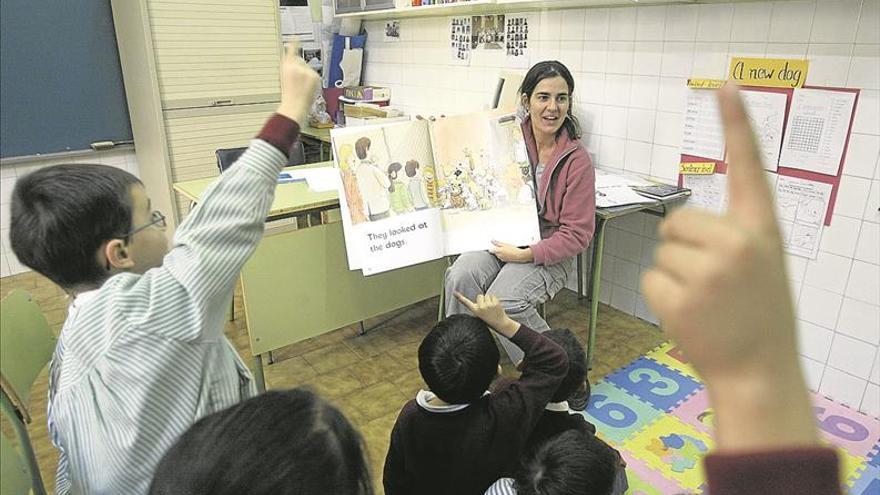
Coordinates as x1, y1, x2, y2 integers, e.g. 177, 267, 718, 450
149, 388, 374, 495
444, 61, 595, 408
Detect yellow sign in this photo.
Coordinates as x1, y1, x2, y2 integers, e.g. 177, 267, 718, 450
680, 162, 716, 175
729, 57, 808, 88
687, 79, 725, 89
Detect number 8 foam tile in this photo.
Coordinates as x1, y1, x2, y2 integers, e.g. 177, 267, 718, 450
670, 388, 714, 437
622, 415, 714, 492
621, 453, 688, 495
811, 393, 880, 459
605, 357, 703, 412
645, 342, 701, 381
581, 381, 665, 444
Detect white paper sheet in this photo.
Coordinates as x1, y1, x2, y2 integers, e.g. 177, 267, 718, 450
779, 88, 856, 176
774, 175, 832, 259
741, 90, 787, 171
682, 89, 726, 161
595, 185, 657, 208
682, 173, 728, 213
279, 6, 314, 39
288, 167, 340, 192
595, 168, 653, 188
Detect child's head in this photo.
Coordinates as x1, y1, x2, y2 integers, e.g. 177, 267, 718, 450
387, 162, 402, 180
515, 430, 617, 495
542, 329, 588, 403
404, 160, 420, 178
10, 164, 169, 291
149, 388, 373, 495
355, 137, 371, 160
418, 314, 500, 404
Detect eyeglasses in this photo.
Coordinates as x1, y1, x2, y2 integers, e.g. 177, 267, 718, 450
126, 210, 167, 237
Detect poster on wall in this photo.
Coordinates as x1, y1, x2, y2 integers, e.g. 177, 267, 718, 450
384, 21, 400, 43
471, 15, 505, 50
774, 175, 832, 259
504, 15, 529, 69
778, 88, 857, 177
449, 17, 472, 65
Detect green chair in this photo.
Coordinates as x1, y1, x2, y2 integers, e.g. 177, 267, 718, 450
0, 290, 56, 495
2, 429, 34, 495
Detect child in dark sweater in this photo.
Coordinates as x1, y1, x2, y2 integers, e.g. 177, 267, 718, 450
383, 293, 568, 495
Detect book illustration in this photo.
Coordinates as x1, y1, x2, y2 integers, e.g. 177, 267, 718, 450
331, 111, 540, 275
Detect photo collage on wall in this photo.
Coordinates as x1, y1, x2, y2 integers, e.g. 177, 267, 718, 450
449, 17, 472, 63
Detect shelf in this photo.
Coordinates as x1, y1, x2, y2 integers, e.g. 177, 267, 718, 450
335, 0, 753, 20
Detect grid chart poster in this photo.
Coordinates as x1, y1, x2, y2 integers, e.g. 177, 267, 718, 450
449, 17, 472, 65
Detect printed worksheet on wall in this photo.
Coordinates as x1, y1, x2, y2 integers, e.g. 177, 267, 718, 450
682, 173, 728, 213
774, 175, 832, 259
681, 89, 726, 161
778, 88, 856, 176
740, 90, 787, 171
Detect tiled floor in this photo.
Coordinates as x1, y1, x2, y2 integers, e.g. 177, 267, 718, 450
0, 270, 666, 494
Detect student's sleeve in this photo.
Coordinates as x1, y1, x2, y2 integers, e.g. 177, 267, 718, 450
122, 114, 300, 340
490, 326, 568, 440
382, 412, 409, 495
704, 448, 842, 495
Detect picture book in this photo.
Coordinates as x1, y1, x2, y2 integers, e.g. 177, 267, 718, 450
331, 110, 540, 275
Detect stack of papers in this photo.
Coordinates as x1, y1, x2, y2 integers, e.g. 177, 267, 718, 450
594, 169, 659, 208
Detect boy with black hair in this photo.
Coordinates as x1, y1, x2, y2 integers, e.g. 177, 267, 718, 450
9, 44, 319, 494
383, 293, 569, 495
523, 329, 628, 495
485, 430, 618, 495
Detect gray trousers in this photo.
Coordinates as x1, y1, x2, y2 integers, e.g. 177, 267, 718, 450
444, 251, 574, 363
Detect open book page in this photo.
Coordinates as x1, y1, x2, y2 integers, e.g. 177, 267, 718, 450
331, 120, 445, 274
429, 110, 541, 255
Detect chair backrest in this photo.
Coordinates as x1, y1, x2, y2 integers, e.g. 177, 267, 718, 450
1, 430, 33, 495
1, 390, 45, 495
0, 290, 56, 423
216, 140, 307, 175
493, 70, 525, 112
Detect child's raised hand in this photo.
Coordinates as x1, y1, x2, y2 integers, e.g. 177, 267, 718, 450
453, 292, 520, 338
640, 83, 816, 451
277, 39, 320, 125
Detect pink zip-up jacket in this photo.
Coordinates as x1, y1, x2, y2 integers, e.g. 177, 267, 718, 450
522, 116, 596, 266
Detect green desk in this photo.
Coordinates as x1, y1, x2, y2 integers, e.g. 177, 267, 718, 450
174, 162, 447, 391
577, 196, 689, 369
301, 125, 333, 161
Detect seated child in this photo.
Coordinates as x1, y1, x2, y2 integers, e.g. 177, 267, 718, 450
522, 329, 628, 494
484, 430, 618, 495
8, 45, 319, 494
149, 388, 373, 495
383, 293, 569, 494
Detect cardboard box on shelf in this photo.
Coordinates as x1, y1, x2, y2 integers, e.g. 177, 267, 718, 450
343, 85, 391, 101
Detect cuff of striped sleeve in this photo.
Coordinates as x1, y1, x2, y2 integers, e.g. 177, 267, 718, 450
257, 114, 301, 157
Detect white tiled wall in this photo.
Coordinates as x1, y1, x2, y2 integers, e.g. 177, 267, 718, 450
362, 0, 880, 415
0, 150, 141, 278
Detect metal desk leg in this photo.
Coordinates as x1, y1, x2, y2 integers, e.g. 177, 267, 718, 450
577, 248, 584, 299
586, 217, 608, 370
253, 354, 267, 393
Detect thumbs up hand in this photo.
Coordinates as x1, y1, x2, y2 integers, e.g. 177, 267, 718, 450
641, 84, 818, 452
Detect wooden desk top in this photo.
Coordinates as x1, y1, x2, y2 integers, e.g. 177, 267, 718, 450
300, 125, 333, 143
173, 161, 339, 217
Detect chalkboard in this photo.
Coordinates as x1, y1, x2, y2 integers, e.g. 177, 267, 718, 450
0, 1, 133, 158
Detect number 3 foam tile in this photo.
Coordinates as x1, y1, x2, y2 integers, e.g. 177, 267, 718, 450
623, 415, 714, 492
670, 388, 715, 437
582, 381, 665, 444
622, 453, 688, 495
645, 343, 701, 381
811, 393, 880, 459
605, 357, 703, 413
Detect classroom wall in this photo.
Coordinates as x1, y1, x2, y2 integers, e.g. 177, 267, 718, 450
361, 0, 880, 416
0, 150, 141, 277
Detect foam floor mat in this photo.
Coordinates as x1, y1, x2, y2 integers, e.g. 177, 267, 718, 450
577, 343, 880, 494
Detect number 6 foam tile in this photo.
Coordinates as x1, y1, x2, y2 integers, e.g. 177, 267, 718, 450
811, 393, 880, 459
605, 357, 703, 412
582, 381, 664, 444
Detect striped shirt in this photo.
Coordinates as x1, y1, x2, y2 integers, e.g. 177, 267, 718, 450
484, 478, 516, 495
48, 128, 296, 494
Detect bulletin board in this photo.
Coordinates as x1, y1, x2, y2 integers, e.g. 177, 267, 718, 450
678, 61, 860, 260
0, 1, 133, 159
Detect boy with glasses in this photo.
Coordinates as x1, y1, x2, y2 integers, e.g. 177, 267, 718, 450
9, 44, 319, 494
